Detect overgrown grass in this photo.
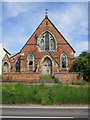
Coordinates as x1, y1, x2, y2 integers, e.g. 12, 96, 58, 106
40, 75, 54, 80
1, 83, 89, 105
72, 81, 88, 85
40, 75, 60, 83
0, 75, 2, 81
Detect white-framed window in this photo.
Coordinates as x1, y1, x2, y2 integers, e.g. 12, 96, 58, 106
40, 32, 55, 51
28, 54, 34, 70
60, 53, 67, 69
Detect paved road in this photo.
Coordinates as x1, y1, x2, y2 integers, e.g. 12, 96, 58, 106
1, 107, 89, 119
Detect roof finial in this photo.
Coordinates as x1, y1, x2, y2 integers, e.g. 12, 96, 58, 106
45, 9, 48, 18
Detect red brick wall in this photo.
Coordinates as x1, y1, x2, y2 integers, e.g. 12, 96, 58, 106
2, 73, 40, 83
55, 73, 83, 83
2, 72, 83, 84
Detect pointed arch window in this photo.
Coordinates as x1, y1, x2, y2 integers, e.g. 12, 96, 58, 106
16, 57, 20, 72
28, 54, 34, 70
61, 54, 67, 69
40, 32, 55, 51
3, 62, 9, 73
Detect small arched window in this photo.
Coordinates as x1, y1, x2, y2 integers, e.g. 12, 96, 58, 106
28, 54, 34, 70
3, 62, 9, 73
16, 57, 20, 72
61, 54, 67, 69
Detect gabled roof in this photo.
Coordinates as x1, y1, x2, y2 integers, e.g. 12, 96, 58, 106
10, 52, 20, 59
21, 15, 75, 53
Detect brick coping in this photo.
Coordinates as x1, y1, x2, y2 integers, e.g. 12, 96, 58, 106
2, 72, 79, 74
3, 72, 40, 74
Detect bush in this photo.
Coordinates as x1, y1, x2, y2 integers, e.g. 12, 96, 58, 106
70, 51, 90, 82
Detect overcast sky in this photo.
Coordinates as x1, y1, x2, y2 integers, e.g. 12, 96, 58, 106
0, 1, 88, 56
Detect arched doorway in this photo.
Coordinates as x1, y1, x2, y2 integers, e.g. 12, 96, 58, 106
42, 57, 52, 75
3, 62, 9, 73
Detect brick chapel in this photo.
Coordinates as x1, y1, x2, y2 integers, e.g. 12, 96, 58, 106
2, 14, 81, 83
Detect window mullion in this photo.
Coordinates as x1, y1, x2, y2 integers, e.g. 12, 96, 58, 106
40, 32, 55, 51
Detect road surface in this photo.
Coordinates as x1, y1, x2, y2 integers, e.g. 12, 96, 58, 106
0, 106, 89, 119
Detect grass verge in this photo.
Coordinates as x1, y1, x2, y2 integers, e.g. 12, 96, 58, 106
1, 83, 89, 105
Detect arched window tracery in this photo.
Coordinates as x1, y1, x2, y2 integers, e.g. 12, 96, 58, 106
40, 32, 55, 51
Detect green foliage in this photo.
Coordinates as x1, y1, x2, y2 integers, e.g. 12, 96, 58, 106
0, 75, 2, 81
72, 81, 87, 85
40, 75, 54, 80
70, 51, 90, 82
54, 78, 60, 83
2, 83, 89, 105
40, 75, 60, 83
79, 51, 90, 58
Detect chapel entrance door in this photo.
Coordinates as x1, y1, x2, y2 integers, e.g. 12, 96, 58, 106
42, 57, 52, 75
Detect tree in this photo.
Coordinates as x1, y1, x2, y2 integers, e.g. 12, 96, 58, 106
70, 51, 90, 82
